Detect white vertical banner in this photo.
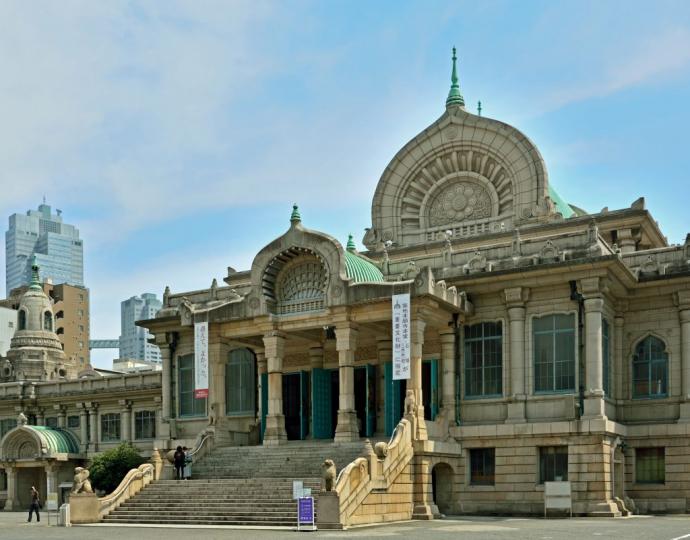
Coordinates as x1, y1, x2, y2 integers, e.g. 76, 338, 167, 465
194, 321, 209, 399
392, 293, 411, 380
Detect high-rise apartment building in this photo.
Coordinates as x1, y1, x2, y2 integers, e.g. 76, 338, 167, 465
0, 282, 90, 368
119, 293, 162, 363
0, 306, 17, 356
5, 203, 84, 293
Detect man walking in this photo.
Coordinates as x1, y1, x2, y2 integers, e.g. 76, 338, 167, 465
27, 486, 40, 523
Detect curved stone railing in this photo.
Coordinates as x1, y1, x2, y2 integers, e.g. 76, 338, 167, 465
98, 463, 154, 518
334, 418, 414, 527
188, 428, 215, 464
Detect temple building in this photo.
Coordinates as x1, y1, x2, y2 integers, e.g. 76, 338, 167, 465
1, 50, 689, 522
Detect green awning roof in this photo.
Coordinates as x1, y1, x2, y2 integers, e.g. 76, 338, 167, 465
344, 250, 385, 283
29, 425, 81, 454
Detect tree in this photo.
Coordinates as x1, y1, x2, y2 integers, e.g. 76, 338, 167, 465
88, 442, 146, 494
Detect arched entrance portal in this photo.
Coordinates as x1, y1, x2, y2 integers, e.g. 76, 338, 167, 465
431, 462, 454, 515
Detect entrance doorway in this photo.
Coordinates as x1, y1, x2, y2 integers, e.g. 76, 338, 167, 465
311, 368, 339, 439
354, 365, 376, 437
431, 463, 454, 515
422, 359, 439, 420
283, 371, 310, 440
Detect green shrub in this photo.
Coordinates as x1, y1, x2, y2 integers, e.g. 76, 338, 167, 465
89, 442, 146, 494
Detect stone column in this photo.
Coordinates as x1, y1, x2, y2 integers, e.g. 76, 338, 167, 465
583, 278, 606, 419
55, 405, 66, 428
36, 408, 45, 426
676, 291, 690, 421
45, 462, 59, 496
334, 324, 359, 442
119, 400, 132, 442
409, 317, 427, 440
256, 351, 267, 426
3, 465, 17, 510
617, 228, 636, 254
308, 346, 324, 439
89, 403, 99, 452
78, 404, 89, 452
160, 341, 172, 419
504, 287, 529, 423
376, 338, 392, 436
412, 456, 440, 520
208, 341, 225, 424
614, 315, 625, 402
439, 330, 456, 425
262, 331, 287, 445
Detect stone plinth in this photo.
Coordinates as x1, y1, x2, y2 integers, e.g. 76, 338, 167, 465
68, 492, 100, 523
317, 491, 342, 529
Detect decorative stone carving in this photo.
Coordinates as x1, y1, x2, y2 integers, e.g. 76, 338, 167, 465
404, 390, 417, 416
428, 181, 492, 227
374, 442, 388, 460
71, 467, 94, 494
16, 411, 27, 426
464, 250, 489, 274
538, 240, 560, 261
321, 459, 336, 492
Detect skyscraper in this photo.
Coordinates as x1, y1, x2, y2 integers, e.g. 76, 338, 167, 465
119, 293, 162, 363
5, 203, 84, 293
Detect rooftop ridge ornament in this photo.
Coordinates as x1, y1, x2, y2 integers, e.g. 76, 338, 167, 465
346, 234, 356, 251
290, 203, 301, 224
29, 255, 41, 291
446, 47, 465, 109
477, 100, 482, 116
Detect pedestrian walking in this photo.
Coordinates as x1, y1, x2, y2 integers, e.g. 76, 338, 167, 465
173, 445, 185, 480
27, 486, 40, 523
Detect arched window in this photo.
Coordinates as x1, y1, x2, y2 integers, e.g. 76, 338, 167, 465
18, 310, 26, 330
633, 336, 668, 398
43, 311, 53, 331
225, 348, 256, 415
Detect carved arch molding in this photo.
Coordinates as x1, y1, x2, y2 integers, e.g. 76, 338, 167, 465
262, 247, 328, 315
398, 146, 514, 238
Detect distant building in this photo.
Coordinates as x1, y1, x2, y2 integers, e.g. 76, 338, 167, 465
0, 307, 17, 356
5, 202, 84, 293
113, 358, 163, 374
0, 281, 90, 368
120, 294, 162, 363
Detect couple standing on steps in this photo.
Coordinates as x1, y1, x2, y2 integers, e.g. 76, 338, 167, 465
174, 446, 192, 480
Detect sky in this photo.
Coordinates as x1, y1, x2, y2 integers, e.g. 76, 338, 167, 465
1, 1, 689, 369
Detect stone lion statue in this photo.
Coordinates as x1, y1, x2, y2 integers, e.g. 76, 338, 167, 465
321, 459, 336, 492
404, 389, 417, 416
71, 467, 93, 494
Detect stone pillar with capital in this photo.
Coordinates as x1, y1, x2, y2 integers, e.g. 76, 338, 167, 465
45, 461, 59, 496
334, 324, 360, 442
158, 335, 173, 440
119, 400, 132, 442
582, 278, 606, 419
55, 404, 67, 428
78, 404, 89, 452
3, 465, 18, 510
439, 330, 457, 425
89, 403, 99, 452
409, 317, 428, 441
36, 408, 45, 426
504, 287, 529, 423
263, 332, 287, 445
613, 314, 625, 402
256, 351, 267, 427
676, 291, 690, 421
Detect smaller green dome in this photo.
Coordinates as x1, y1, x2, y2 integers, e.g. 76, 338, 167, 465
548, 184, 575, 219
344, 250, 385, 283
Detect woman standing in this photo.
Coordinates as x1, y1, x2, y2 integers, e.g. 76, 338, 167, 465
173, 446, 185, 480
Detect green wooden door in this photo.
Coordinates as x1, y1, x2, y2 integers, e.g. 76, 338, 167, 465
300, 370, 310, 440
429, 358, 439, 420
384, 362, 404, 436
312, 368, 332, 439
260, 372, 268, 441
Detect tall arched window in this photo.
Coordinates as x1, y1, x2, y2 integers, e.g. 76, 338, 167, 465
43, 311, 53, 331
633, 336, 668, 398
18, 310, 26, 330
225, 348, 256, 415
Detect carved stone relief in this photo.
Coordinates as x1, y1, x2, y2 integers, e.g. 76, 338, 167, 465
427, 181, 492, 227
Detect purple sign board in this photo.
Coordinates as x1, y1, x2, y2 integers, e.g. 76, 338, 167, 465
298, 496, 314, 524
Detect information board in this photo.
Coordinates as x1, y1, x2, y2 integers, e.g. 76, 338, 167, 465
392, 293, 411, 380
194, 321, 209, 399
297, 496, 316, 531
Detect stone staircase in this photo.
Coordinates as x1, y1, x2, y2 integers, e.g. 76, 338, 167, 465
103, 440, 367, 527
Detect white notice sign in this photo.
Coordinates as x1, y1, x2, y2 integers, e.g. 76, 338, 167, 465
392, 293, 411, 380
194, 321, 209, 399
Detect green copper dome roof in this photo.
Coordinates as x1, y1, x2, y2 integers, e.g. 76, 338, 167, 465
548, 184, 576, 219
27, 426, 81, 454
344, 235, 385, 283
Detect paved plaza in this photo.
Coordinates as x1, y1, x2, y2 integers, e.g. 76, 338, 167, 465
1, 512, 690, 540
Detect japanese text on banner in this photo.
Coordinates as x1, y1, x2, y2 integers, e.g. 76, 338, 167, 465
194, 321, 209, 399
392, 293, 410, 380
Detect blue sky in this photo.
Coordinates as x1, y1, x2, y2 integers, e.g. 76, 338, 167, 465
1, 1, 689, 368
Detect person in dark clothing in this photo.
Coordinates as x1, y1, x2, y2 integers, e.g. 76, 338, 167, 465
173, 445, 185, 480
27, 486, 40, 522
